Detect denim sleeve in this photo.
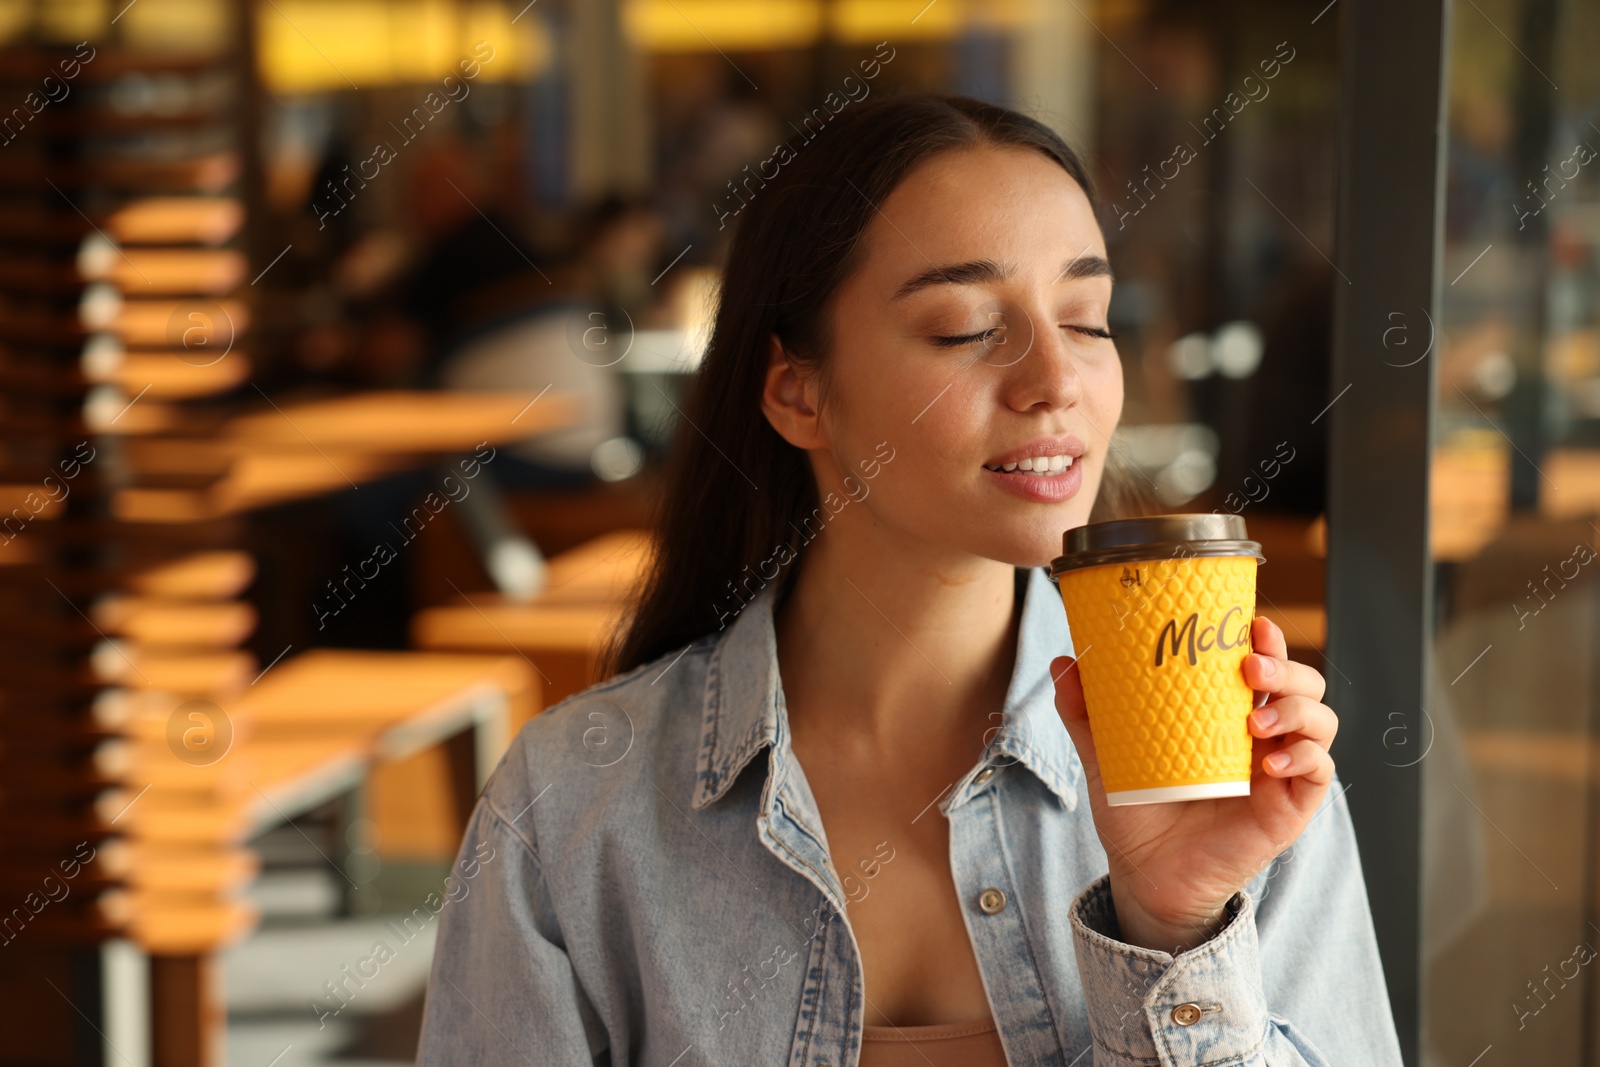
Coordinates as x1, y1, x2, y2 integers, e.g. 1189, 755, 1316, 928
416, 794, 609, 1065
1067, 780, 1404, 1066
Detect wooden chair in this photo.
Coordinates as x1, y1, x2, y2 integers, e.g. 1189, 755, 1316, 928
373, 531, 652, 876
412, 529, 652, 706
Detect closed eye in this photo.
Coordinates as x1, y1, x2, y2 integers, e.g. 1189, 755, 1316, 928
1068, 325, 1116, 340
931, 328, 1001, 348
932, 324, 1115, 348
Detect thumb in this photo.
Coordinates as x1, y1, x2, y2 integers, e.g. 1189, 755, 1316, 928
1050, 655, 1088, 725
1051, 654, 1103, 795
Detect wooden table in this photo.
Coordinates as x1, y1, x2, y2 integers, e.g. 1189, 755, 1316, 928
119, 649, 537, 1066
110, 390, 583, 521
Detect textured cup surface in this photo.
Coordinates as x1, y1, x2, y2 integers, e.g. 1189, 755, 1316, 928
1057, 553, 1257, 802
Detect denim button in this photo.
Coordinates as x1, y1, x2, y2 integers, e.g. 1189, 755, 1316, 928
978, 887, 1006, 914
974, 766, 995, 785
1171, 1002, 1202, 1026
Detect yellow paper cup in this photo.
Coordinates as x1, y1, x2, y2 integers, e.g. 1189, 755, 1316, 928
1049, 514, 1265, 806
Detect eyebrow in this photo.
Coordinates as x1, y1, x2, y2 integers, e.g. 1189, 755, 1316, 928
890, 255, 1114, 301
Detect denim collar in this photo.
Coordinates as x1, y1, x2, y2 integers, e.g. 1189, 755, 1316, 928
690, 565, 1082, 813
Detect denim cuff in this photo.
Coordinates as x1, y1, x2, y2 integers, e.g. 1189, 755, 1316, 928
1070, 873, 1269, 1065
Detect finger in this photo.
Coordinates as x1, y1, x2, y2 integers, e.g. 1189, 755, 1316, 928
1251, 614, 1287, 661
1261, 737, 1336, 786
1243, 648, 1326, 703
1248, 695, 1339, 749
1245, 616, 1285, 709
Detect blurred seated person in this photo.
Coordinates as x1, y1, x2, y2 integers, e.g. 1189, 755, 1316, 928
386, 147, 649, 489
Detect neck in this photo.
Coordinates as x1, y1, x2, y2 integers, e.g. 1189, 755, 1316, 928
773, 508, 1023, 749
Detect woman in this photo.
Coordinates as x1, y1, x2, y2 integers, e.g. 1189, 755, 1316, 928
418, 93, 1403, 1066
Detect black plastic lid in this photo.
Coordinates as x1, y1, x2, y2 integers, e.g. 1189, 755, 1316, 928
1048, 512, 1265, 579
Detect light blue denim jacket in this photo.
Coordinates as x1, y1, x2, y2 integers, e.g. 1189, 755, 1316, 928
418, 566, 1403, 1066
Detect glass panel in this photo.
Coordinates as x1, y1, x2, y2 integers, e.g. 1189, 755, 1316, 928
1426, 0, 1600, 1063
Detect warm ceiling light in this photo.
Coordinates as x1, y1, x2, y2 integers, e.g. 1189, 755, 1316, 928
257, 0, 548, 93
623, 0, 823, 51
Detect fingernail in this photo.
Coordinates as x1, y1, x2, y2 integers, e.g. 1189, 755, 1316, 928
1256, 654, 1276, 678
1266, 751, 1291, 771
1252, 706, 1278, 730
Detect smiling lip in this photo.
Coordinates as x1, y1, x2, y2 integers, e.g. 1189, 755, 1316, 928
982, 435, 1087, 469
981, 457, 1084, 502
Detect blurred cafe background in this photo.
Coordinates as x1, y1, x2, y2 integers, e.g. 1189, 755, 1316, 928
0, 0, 1595, 1064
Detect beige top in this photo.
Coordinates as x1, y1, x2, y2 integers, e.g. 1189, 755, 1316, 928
858, 1016, 1009, 1066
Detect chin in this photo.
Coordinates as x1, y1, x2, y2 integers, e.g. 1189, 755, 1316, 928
967, 520, 1079, 571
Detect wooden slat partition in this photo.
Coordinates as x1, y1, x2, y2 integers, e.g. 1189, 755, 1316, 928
0, 35, 579, 1067
0, 39, 256, 1067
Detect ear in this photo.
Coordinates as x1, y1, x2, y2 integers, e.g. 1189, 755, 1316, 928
760, 333, 827, 450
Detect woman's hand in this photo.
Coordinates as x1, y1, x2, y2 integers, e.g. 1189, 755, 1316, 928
1051, 615, 1337, 955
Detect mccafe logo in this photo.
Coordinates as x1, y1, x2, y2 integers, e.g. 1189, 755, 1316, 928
1154, 606, 1251, 667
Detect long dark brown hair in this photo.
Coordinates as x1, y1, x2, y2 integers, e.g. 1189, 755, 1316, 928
602, 92, 1156, 676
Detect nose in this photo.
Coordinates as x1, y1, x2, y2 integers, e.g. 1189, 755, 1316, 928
993, 303, 1085, 413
